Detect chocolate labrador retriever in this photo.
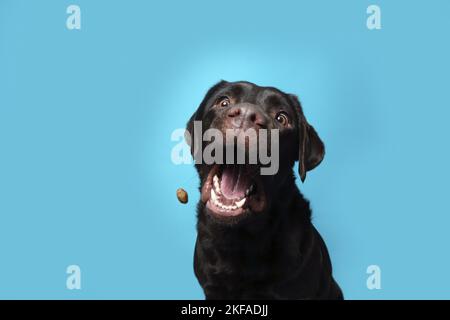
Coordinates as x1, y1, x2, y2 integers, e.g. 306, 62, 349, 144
186, 80, 343, 299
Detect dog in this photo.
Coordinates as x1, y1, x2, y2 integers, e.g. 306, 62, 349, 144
186, 80, 343, 299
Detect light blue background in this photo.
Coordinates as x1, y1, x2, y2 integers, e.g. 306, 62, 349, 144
0, 0, 449, 299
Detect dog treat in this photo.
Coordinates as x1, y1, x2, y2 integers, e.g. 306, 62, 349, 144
177, 188, 188, 204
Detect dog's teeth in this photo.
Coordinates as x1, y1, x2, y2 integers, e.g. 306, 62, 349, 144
245, 184, 255, 197
210, 188, 218, 203
212, 186, 244, 211
235, 197, 246, 208
213, 176, 221, 194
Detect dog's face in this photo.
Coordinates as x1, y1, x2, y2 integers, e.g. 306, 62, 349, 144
186, 80, 325, 224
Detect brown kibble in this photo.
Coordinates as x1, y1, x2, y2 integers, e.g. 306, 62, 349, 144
177, 188, 188, 204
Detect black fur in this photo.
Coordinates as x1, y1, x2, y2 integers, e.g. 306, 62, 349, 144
187, 80, 343, 299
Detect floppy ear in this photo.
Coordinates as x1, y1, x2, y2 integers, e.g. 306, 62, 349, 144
289, 95, 325, 182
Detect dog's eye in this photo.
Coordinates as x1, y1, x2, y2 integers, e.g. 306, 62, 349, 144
275, 111, 289, 126
217, 97, 230, 107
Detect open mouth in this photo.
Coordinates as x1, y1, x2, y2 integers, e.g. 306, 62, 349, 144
202, 164, 266, 219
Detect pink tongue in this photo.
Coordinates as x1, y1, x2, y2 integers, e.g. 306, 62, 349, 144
220, 166, 250, 199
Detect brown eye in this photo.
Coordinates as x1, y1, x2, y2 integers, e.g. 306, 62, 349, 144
275, 111, 289, 126
217, 97, 230, 107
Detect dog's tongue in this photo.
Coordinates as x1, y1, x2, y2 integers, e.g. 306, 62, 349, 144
220, 166, 251, 199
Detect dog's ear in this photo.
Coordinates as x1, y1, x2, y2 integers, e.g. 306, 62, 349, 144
185, 80, 228, 154
288, 94, 325, 182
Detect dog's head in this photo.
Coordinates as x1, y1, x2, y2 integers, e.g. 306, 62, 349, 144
186, 80, 324, 224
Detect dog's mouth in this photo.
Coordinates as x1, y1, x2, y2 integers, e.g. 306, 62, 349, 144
201, 164, 266, 219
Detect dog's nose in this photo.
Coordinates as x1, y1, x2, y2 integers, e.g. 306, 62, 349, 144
227, 104, 267, 129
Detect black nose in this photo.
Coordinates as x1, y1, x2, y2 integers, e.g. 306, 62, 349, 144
227, 104, 267, 129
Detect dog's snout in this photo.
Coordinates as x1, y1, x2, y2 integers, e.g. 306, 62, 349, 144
226, 105, 267, 129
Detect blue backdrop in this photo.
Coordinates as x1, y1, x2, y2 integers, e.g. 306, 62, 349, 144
1, 0, 449, 299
